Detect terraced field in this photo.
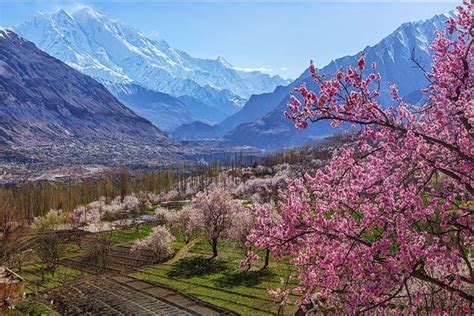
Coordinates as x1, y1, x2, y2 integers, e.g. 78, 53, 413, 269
14, 224, 297, 315
44, 276, 230, 315
60, 243, 159, 274
15, 263, 89, 294
15, 226, 234, 315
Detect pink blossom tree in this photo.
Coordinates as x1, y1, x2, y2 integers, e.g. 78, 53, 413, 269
228, 206, 255, 248
168, 205, 195, 244
227, 205, 256, 269
131, 225, 175, 260
154, 207, 173, 224
251, 203, 282, 270
190, 187, 239, 258
234, 203, 281, 271
249, 3, 473, 313
122, 195, 140, 212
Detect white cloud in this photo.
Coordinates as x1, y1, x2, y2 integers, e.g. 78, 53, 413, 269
146, 31, 162, 40
233, 66, 273, 73
40, 1, 90, 14
65, 3, 89, 13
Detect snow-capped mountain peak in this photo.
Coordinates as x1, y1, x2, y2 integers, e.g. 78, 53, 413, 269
216, 56, 233, 68
12, 7, 289, 101
213, 11, 451, 150
74, 6, 106, 19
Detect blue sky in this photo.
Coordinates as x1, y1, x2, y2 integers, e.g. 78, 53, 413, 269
0, 0, 458, 79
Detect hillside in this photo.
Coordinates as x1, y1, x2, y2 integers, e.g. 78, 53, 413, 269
0, 30, 186, 180
221, 13, 449, 149
13, 8, 290, 130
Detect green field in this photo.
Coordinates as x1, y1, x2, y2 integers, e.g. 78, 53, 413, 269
15, 263, 89, 294
93, 225, 154, 244
14, 224, 299, 315
131, 237, 298, 315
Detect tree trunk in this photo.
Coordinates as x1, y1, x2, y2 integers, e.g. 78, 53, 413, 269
262, 248, 270, 270
211, 240, 218, 258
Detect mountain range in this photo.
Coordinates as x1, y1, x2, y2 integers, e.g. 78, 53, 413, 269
0, 8, 450, 180
12, 8, 290, 131
173, 12, 449, 149
0, 29, 184, 174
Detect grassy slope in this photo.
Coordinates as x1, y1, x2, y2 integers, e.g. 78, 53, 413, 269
131, 237, 298, 315
16, 263, 90, 294
93, 225, 154, 244
16, 224, 300, 315
16, 226, 156, 293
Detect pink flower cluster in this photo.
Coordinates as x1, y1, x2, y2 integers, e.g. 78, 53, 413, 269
251, 2, 473, 313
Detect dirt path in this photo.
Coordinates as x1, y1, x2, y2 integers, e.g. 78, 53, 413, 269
165, 238, 201, 265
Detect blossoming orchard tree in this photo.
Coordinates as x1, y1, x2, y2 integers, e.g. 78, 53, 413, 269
131, 226, 175, 261
249, 3, 473, 313
242, 203, 281, 270
227, 205, 256, 269
169, 205, 196, 244
190, 187, 240, 258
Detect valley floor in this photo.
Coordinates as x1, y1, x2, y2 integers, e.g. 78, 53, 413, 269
13, 226, 297, 315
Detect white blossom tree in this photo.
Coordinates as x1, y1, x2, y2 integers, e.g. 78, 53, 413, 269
189, 187, 240, 258
131, 226, 175, 261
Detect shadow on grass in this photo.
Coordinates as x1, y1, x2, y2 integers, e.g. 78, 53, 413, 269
166, 256, 228, 279
215, 269, 274, 288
